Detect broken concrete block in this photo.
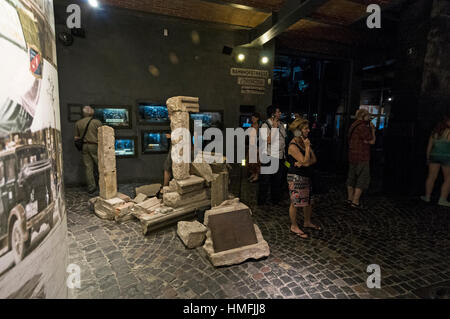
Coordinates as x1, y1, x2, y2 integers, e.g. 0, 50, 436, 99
93, 197, 125, 220
166, 96, 199, 113
89, 196, 100, 210
114, 202, 135, 223
116, 192, 131, 202
202, 200, 269, 267
190, 161, 214, 183
135, 184, 161, 197
163, 189, 208, 208
133, 193, 148, 204
211, 171, 229, 207
177, 221, 208, 249
169, 175, 205, 194
203, 224, 270, 267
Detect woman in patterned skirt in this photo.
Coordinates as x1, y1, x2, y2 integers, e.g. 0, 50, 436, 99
287, 118, 322, 239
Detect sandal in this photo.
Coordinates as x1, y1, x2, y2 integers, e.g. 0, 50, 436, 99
289, 228, 308, 239
304, 224, 322, 231
351, 202, 364, 209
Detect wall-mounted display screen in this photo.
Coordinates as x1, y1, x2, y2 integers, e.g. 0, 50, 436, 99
137, 103, 169, 124
115, 137, 137, 157
190, 111, 223, 130
141, 130, 170, 154
68, 104, 83, 122
240, 114, 252, 128
93, 106, 131, 129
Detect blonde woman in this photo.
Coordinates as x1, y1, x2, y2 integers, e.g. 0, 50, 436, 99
287, 118, 322, 239
421, 115, 450, 207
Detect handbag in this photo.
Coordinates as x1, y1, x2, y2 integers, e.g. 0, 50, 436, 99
74, 118, 93, 151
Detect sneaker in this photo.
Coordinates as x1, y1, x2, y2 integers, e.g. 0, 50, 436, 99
420, 196, 431, 203
87, 188, 97, 195
438, 198, 450, 207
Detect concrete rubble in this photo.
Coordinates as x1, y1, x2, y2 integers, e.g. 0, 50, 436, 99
202, 199, 270, 267
135, 184, 161, 197
133, 193, 148, 204
177, 220, 208, 249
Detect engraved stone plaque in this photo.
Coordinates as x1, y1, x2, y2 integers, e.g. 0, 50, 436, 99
208, 209, 258, 253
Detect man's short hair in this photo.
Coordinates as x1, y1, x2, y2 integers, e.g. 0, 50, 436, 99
266, 105, 276, 118
83, 105, 94, 117
355, 109, 369, 120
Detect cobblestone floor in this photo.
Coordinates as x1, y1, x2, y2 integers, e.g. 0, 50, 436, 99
66, 173, 450, 299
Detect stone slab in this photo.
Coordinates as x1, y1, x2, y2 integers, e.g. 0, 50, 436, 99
163, 189, 208, 208
207, 208, 258, 253
177, 221, 208, 249
169, 175, 205, 194
203, 224, 270, 267
190, 161, 214, 183
133, 193, 148, 204
116, 192, 131, 202
138, 199, 211, 235
135, 184, 161, 197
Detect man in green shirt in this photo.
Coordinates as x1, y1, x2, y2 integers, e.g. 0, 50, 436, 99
74, 106, 103, 194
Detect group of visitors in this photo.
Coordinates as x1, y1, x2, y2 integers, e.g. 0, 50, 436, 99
74, 104, 449, 235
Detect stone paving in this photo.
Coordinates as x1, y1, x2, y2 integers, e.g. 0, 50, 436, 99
66, 170, 450, 299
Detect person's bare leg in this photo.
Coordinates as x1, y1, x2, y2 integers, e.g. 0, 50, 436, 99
347, 186, 354, 202
290, 204, 307, 238
439, 166, 450, 201
352, 188, 363, 205
425, 163, 440, 198
303, 205, 321, 230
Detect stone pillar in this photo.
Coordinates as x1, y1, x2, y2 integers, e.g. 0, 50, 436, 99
211, 171, 229, 207
166, 96, 200, 181
383, 0, 434, 195
98, 126, 117, 199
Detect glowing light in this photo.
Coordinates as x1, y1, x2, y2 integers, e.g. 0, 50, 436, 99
241, 159, 246, 166
261, 56, 269, 64
88, 0, 99, 7
237, 53, 245, 62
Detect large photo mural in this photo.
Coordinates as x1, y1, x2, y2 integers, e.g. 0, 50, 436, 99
0, 0, 67, 298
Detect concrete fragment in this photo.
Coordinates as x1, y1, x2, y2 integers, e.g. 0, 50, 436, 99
163, 189, 208, 208
114, 202, 135, 223
177, 221, 208, 249
133, 193, 148, 204
135, 184, 161, 197
166, 96, 199, 113
211, 171, 229, 207
116, 192, 131, 202
190, 161, 214, 183
203, 224, 270, 267
170, 175, 205, 194
93, 197, 125, 220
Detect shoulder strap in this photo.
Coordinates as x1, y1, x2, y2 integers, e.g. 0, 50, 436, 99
348, 122, 364, 142
81, 118, 94, 141
265, 120, 272, 130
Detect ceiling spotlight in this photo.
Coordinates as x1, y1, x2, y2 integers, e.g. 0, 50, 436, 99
261, 56, 269, 64
237, 53, 245, 62
88, 0, 99, 7
388, 97, 392, 101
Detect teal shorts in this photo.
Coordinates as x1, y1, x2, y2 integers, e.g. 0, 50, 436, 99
430, 154, 450, 166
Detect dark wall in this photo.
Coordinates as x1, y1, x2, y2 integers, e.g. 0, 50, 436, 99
55, 0, 274, 186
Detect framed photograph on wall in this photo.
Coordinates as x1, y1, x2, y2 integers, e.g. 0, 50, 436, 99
68, 104, 83, 122
92, 105, 132, 129
115, 136, 137, 158
137, 102, 169, 125
141, 130, 170, 154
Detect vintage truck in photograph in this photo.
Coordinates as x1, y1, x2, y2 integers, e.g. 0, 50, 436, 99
0, 144, 54, 265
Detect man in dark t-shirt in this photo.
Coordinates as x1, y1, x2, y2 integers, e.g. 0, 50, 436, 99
347, 109, 375, 208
